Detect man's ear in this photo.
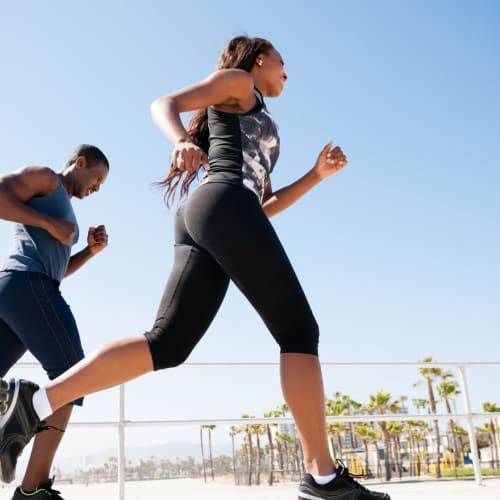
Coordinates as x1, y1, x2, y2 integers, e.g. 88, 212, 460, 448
75, 155, 87, 169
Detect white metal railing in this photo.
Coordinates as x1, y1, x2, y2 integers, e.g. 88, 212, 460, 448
12, 361, 500, 500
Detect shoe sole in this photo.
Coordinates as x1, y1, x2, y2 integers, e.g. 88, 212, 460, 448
0, 379, 20, 483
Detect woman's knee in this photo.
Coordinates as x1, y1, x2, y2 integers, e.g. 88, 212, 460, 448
275, 317, 320, 356
144, 332, 193, 370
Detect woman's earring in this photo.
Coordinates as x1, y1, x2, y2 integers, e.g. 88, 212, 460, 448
257, 59, 263, 66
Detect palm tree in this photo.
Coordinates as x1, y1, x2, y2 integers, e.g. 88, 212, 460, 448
202, 425, 216, 481
325, 392, 352, 458
200, 426, 207, 482
415, 356, 443, 478
483, 402, 500, 467
436, 376, 460, 465
251, 423, 266, 485
242, 415, 255, 485
412, 398, 429, 414
229, 426, 238, 484
387, 421, 404, 478
367, 390, 404, 481
264, 409, 281, 485
454, 424, 468, 459
354, 422, 378, 477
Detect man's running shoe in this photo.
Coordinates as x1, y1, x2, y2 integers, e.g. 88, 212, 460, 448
0, 379, 42, 483
11, 477, 65, 500
298, 460, 390, 500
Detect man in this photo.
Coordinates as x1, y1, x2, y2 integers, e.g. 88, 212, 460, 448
0, 144, 109, 499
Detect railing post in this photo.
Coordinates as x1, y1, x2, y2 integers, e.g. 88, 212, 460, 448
458, 366, 482, 486
118, 384, 126, 500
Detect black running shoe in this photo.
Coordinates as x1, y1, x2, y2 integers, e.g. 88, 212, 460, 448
0, 379, 42, 483
298, 460, 390, 500
11, 477, 65, 500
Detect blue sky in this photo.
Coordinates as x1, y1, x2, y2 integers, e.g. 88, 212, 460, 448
1, 0, 499, 459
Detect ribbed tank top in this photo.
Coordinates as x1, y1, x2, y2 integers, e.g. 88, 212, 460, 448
1, 183, 79, 283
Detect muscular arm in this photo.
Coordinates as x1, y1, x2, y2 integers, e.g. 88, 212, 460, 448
0, 166, 60, 228
0, 166, 76, 245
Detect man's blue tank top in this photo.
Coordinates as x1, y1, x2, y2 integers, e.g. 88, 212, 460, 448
1, 183, 79, 283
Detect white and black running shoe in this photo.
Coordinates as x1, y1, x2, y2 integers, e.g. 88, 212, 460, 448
0, 379, 43, 483
298, 460, 390, 500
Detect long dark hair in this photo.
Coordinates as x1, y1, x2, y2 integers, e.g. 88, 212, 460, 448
158, 36, 274, 206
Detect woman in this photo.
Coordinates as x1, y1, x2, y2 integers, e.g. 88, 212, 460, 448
0, 36, 389, 500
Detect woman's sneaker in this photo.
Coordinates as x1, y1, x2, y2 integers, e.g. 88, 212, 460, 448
11, 477, 65, 500
0, 379, 42, 483
298, 461, 390, 500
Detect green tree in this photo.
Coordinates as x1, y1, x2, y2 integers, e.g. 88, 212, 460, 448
242, 415, 255, 485
354, 422, 378, 477
367, 390, 404, 481
264, 409, 281, 485
436, 375, 460, 464
415, 356, 443, 478
482, 402, 500, 467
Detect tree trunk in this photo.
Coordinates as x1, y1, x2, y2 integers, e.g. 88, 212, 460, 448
231, 434, 237, 485
362, 439, 370, 477
433, 419, 441, 478
380, 423, 392, 481
208, 428, 215, 481
255, 432, 261, 485
267, 425, 274, 486
246, 431, 253, 485
276, 440, 285, 479
427, 379, 441, 478
200, 427, 207, 483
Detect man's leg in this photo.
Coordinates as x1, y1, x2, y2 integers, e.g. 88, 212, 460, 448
0, 271, 85, 490
21, 406, 72, 490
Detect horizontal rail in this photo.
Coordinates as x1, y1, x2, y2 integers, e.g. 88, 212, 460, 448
13, 361, 500, 369
66, 412, 500, 428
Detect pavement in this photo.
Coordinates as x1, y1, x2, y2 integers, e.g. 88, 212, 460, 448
1, 476, 500, 500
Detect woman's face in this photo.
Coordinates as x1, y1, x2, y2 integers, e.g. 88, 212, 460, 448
254, 48, 288, 97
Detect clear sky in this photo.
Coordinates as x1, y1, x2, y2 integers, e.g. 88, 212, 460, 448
1, 0, 499, 461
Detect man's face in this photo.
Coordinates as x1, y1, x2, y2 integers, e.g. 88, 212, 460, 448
73, 160, 108, 199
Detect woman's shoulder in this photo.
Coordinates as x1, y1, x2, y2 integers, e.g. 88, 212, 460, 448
207, 69, 254, 93
206, 69, 256, 111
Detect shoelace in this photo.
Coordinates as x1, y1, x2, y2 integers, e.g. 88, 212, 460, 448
42, 485, 61, 496
335, 459, 370, 491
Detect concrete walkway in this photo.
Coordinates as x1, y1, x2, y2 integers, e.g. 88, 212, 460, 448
1, 476, 500, 500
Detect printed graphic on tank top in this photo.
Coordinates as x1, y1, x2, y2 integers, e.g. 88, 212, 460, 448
240, 90, 280, 201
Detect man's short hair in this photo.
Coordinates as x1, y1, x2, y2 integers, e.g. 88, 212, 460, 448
63, 144, 109, 171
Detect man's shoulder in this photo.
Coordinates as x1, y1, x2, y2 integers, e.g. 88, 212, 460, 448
6, 166, 61, 200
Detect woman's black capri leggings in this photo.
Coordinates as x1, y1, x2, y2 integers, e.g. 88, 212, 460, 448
145, 182, 319, 370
